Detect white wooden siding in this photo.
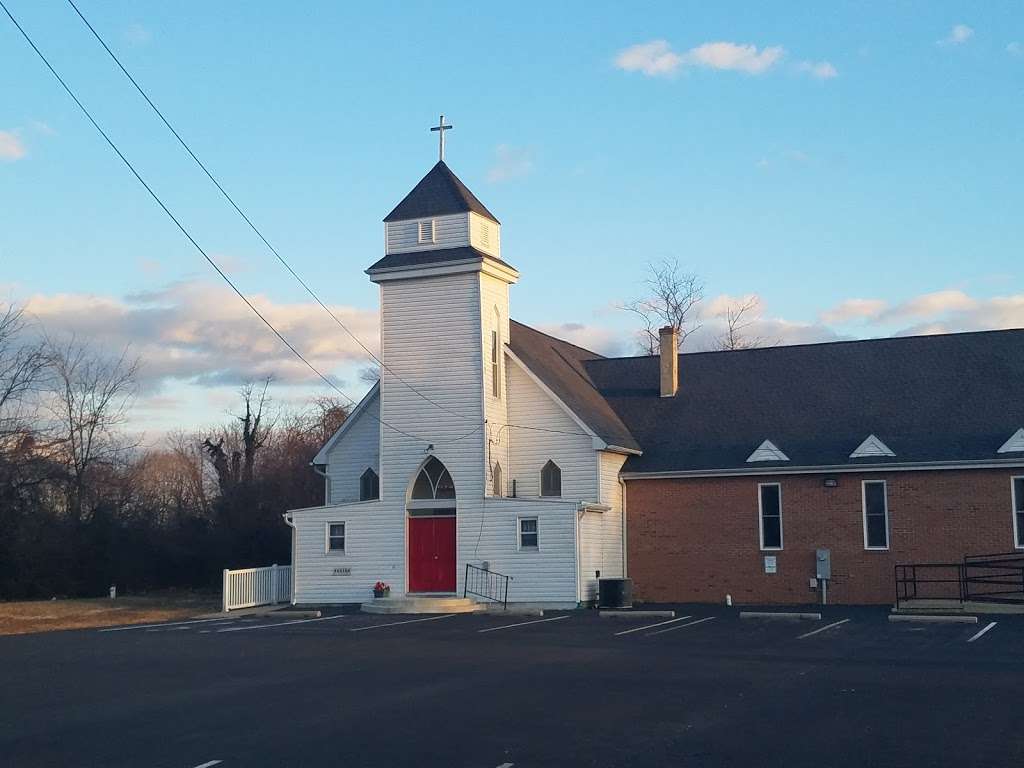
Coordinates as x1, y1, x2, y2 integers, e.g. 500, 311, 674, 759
577, 451, 627, 601
290, 501, 403, 604
469, 212, 501, 259
379, 270, 485, 595
463, 497, 579, 603
505, 360, 599, 502
385, 214, 470, 254
325, 392, 380, 504
481, 272, 511, 496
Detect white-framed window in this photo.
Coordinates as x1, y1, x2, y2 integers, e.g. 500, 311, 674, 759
1012, 476, 1024, 549
862, 480, 889, 550
540, 460, 561, 497
518, 517, 538, 550
758, 483, 783, 550
417, 219, 435, 244
326, 521, 346, 553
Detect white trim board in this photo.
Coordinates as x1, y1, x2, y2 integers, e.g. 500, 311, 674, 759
620, 458, 1024, 480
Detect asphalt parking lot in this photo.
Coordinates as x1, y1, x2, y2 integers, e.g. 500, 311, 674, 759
2, 605, 1023, 767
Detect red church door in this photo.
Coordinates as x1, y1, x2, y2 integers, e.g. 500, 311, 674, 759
408, 517, 456, 593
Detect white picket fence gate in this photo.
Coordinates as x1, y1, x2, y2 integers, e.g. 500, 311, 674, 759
222, 564, 292, 612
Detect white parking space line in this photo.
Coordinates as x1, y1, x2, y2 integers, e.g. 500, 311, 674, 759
796, 618, 851, 640
99, 617, 232, 633
217, 615, 347, 633
478, 615, 569, 633
145, 626, 193, 633
646, 616, 716, 636
349, 614, 459, 632
614, 615, 692, 636
192, 761, 222, 768
967, 621, 997, 643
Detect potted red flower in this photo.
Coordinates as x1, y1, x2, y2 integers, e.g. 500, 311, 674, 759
372, 581, 391, 599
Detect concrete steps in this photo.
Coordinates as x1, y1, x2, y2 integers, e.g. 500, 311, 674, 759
360, 595, 485, 615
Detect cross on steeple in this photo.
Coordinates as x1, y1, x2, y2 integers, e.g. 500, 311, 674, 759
430, 114, 453, 162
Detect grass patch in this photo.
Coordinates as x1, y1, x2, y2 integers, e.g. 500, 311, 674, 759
0, 592, 219, 635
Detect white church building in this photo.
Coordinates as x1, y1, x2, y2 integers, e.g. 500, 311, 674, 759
284, 157, 637, 608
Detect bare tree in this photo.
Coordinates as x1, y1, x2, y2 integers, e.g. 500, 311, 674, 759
47, 338, 139, 518
622, 258, 704, 354
0, 305, 48, 450
715, 296, 769, 351
203, 379, 274, 492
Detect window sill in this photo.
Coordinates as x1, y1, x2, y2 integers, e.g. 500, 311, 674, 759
760, 547, 783, 553
864, 546, 890, 552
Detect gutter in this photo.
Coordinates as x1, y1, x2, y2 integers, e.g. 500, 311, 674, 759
620, 457, 1024, 480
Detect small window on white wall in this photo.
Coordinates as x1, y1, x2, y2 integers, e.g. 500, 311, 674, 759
491, 308, 502, 399
540, 460, 561, 497
326, 522, 346, 552
418, 219, 435, 244
518, 517, 538, 549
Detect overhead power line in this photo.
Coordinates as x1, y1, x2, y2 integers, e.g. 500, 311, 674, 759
64, 0, 475, 424
0, 0, 480, 447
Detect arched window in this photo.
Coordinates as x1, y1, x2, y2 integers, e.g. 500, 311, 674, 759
491, 307, 502, 399
359, 468, 379, 501
492, 462, 503, 497
411, 456, 456, 500
540, 460, 561, 497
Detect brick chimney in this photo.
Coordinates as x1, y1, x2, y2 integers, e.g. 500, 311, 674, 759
659, 325, 678, 397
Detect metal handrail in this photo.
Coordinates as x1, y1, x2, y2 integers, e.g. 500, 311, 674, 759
893, 563, 964, 609
463, 563, 512, 609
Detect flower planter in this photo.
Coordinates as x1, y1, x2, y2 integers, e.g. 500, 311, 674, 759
373, 589, 385, 599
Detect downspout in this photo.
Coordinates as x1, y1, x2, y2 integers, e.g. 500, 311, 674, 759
619, 479, 628, 577
282, 512, 297, 606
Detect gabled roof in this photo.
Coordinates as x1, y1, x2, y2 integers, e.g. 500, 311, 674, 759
508, 321, 641, 453
850, 434, 896, 459
582, 328, 1024, 474
311, 382, 379, 465
383, 161, 499, 224
998, 428, 1024, 454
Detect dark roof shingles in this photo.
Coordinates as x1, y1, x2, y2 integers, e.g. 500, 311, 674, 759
383, 161, 499, 223
581, 329, 1024, 473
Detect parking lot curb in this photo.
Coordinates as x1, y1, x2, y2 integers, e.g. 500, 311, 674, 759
740, 611, 822, 621
888, 614, 979, 624
599, 610, 676, 619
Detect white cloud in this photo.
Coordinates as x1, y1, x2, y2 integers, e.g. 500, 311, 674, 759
820, 298, 888, 325
614, 39, 785, 77
487, 144, 535, 183
685, 42, 785, 74
124, 23, 151, 46
1008, 42, 1023, 57
818, 289, 1024, 336
614, 40, 682, 77
797, 60, 838, 79
18, 279, 380, 394
0, 130, 26, 161
938, 24, 974, 46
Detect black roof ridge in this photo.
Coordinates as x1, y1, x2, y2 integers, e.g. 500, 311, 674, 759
509, 319, 606, 360
585, 326, 1024, 364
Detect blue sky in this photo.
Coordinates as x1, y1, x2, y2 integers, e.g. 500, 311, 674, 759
2, 1, 1022, 436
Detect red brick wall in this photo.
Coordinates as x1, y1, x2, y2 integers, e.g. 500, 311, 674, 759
625, 469, 1022, 605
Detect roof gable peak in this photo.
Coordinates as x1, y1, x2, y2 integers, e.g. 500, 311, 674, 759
747, 440, 789, 463
850, 434, 896, 459
997, 427, 1024, 454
